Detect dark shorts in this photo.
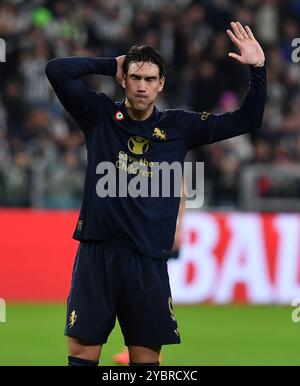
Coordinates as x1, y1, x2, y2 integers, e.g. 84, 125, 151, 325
65, 241, 181, 347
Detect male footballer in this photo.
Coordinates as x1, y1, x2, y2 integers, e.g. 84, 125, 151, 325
45, 22, 266, 366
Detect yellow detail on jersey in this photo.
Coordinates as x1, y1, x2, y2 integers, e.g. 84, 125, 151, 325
153, 127, 167, 140
200, 112, 211, 121
69, 310, 78, 328
128, 136, 150, 155
168, 297, 177, 322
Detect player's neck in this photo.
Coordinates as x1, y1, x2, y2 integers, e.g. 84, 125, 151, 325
125, 99, 154, 121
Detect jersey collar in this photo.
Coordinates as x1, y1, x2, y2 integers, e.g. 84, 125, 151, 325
117, 100, 159, 129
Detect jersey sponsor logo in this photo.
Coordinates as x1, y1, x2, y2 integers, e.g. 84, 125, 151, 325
152, 127, 167, 140
115, 150, 154, 178
69, 310, 78, 328
115, 111, 124, 121
128, 136, 150, 155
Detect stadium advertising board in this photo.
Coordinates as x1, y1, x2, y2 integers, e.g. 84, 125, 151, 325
0, 210, 299, 304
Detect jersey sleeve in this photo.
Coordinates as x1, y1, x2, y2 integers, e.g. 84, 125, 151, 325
45, 56, 117, 131
182, 64, 267, 150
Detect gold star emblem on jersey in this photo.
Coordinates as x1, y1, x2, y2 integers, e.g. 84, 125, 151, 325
69, 310, 77, 328
152, 127, 166, 140
128, 136, 149, 155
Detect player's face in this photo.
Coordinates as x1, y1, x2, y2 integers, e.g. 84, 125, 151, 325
122, 61, 165, 113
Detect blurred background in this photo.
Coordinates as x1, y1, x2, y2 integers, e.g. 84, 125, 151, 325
0, 0, 300, 366
0, 0, 300, 210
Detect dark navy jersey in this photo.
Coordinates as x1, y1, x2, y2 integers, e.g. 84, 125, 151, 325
45, 57, 266, 259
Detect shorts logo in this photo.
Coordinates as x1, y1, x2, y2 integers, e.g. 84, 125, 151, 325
168, 297, 176, 322
128, 136, 149, 155
69, 310, 78, 328
174, 328, 180, 337
152, 127, 166, 140
77, 220, 83, 231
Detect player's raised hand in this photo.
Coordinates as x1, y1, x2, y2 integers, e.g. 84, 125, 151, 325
116, 55, 126, 84
227, 22, 265, 67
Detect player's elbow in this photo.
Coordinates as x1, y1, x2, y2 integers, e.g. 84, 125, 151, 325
255, 117, 264, 130
45, 58, 64, 79
241, 118, 262, 133
237, 108, 265, 133
251, 110, 265, 130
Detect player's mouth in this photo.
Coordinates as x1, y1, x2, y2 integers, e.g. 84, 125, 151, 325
134, 94, 148, 99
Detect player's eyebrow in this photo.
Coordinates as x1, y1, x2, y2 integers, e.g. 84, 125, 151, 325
129, 74, 159, 81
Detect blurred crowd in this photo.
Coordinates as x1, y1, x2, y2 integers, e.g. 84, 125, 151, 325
0, 0, 300, 208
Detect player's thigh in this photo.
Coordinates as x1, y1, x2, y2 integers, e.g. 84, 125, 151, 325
117, 256, 180, 347
65, 242, 117, 344
68, 336, 102, 361
128, 345, 161, 364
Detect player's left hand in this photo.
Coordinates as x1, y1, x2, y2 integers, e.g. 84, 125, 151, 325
227, 22, 265, 67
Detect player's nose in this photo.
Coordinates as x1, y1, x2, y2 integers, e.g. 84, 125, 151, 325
137, 79, 146, 92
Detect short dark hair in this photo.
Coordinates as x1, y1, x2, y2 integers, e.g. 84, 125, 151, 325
123, 45, 166, 78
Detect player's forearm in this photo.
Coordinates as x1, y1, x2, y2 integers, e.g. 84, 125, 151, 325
45, 57, 117, 114
210, 64, 267, 143
234, 64, 267, 132
45, 57, 117, 79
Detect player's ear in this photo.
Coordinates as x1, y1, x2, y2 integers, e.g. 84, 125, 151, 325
158, 77, 165, 92
121, 75, 126, 89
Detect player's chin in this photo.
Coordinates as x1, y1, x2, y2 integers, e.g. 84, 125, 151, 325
133, 101, 151, 111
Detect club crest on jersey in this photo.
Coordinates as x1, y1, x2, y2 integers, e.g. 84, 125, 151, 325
128, 136, 149, 155
152, 127, 166, 140
115, 111, 124, 121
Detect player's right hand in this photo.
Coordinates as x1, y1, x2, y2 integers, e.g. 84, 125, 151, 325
116, 55, 125, 84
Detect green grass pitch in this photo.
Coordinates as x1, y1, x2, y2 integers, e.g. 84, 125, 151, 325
0, 304, 299, 366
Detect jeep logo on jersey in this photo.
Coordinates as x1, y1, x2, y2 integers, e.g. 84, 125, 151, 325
128, 136, 149, 155
153, 127, 166, 140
